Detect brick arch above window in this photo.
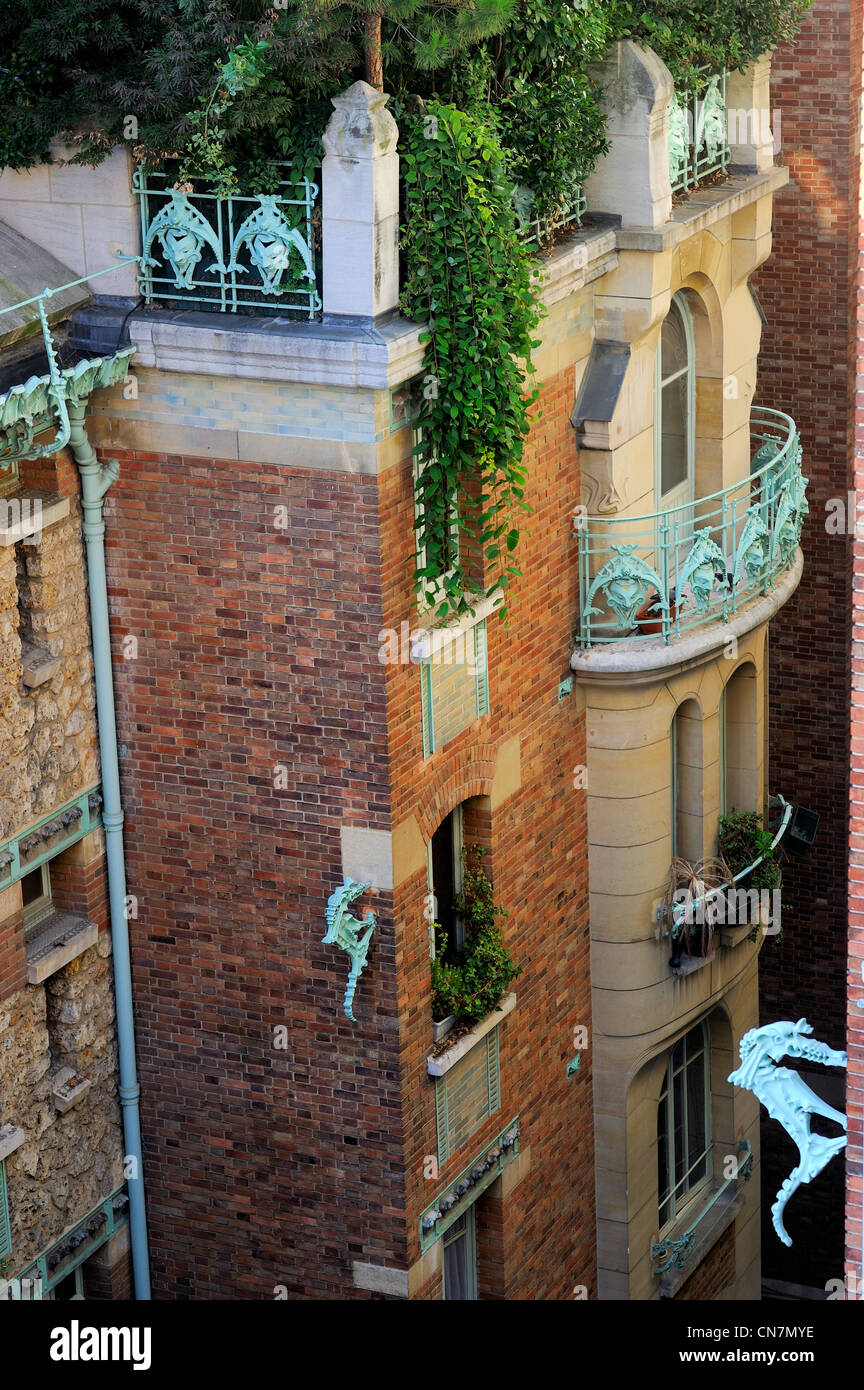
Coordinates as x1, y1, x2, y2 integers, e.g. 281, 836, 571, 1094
416, 742, 496, 843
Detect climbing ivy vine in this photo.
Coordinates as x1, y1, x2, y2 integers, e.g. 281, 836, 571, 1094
400, 101, 542, 620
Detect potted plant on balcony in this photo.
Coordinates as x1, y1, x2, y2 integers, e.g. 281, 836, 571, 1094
660, 856, 732, 970
430, 845, 520, 1043
718, 808, 783, 934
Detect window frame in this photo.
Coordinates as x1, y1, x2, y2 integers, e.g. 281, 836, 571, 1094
657, 1019, 713, 1234
21, 860, 53, 934
654, 292, 696, 557
427, 804, 465, 961
442, 1205, 478, 1301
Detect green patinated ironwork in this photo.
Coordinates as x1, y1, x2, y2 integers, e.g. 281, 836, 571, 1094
652, 1138, 753, 1275
669, 71, 731, 196
134, 166, 321, 316
729, 1021, 846, 1248
566, 1055, 581, 1078
515, 186, 587, 247
420, 1119, 520, 1251
16, 1188, 129, 1296
658, 794, 793, 942
577, 408, 807, 648
323, 878, 377, 1022
0, 1161, 11, 1264
0, 787, 103, 891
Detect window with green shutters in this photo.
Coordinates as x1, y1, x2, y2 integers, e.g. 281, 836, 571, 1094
421, 620, 490, 758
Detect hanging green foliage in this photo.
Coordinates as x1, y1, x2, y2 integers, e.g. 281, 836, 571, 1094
400, 100, 542, 619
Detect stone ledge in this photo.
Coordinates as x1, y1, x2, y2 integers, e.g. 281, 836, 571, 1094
533, 225, 619, 309
427, 992, 516, 1077
25, 911, 98, 985
658, 1186, 744, 1298
127, 309, 426, 390
614, 166, 789, 253
0, 489, 70, 546
52, 1066, 92, 1115
20, 640, 62, 688
0, 1123, 25, 1162
352, 1261, 410, 1298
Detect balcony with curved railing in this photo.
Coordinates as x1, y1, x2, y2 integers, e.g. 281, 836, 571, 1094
576, 407, 807, 650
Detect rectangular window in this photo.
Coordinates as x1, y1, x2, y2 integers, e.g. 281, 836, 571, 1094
658, 1021, 712, 1231
429, 805, 464, 963
421, 620, 490, 758
435, 1029, 501, 1165
443, 1208, 477, 1300
21, 862, 53, 935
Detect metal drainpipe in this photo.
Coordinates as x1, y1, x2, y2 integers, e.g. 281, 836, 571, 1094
66, 401, 151, 1300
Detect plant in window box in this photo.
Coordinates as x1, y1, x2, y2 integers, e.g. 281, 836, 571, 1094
430, 845, 520, 1035
661, 856, 731, 970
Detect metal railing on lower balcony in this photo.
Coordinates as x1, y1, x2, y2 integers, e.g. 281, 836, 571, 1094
577, 407, 807, 649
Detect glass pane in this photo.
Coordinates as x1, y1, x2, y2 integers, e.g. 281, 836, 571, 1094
673, 1068, 686, 1194
661, 301, 687, 378
686, 1054, 708, 1186
443, 1215, 472, 1300
657, 1090, 670, 1224
21, 867, 44, 908
660, 378, 688, 495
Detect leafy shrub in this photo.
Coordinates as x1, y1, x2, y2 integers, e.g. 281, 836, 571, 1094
718, 808, 782, 893
430, 845, 520, 1026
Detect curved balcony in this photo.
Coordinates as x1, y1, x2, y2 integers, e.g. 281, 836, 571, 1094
576, 407, 807, 651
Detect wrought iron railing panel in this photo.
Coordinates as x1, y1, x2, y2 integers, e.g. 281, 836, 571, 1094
517, 189, 587, 247
669, 71, 731, 195
133, 165, 322, 317
576, 408, 807, 649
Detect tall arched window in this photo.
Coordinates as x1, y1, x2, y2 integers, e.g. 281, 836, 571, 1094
657, 1020, 712, 1230
671, 699, 703, 862
721, 665, 759, 814
655, 293, 695, 518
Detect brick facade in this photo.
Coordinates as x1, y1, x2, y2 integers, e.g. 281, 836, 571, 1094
752, 0, 862, 1290
100, 359, 595, 1298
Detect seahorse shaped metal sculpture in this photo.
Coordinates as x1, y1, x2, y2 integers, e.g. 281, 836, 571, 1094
143, 191, 225, 290
584, 544, 666, 632
728, 1018, 846, 1247
323, 878, 377, 1022
226, 196, 315, 295
676, 528, 726, 614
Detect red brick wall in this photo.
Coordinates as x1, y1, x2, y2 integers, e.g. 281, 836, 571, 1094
379, 370, 596, 1298
672, 1225, 735, 1301
102, 449, 405, 1298
849, 0, 864, 1300
752, 0, 861, 1289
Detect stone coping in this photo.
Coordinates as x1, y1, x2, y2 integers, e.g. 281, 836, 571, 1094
0, 1123, 25, 1162
426, 992, 516, 1077
0, 489, 69, 546
615, 165, 790, 253
571, 549, 803, 684
25, 911, 98, 985
410, 590, 504, 661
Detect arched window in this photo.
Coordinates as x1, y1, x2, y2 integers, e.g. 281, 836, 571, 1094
655, 293, 695, 517
671, 699, 703, 862
657, 1020, 712, 1230
721, 665, 759, 814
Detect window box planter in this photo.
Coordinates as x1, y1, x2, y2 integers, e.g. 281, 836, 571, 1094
432, 1015, 456, 1045
427, 992, 516, 1078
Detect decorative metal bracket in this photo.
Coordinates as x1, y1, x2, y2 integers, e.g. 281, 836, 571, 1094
226, 196, 315, 295
142, 191, 226, 290
322, 878, 377, 1022
652, 1139, 753, 1274
729, 1018, 846, 1246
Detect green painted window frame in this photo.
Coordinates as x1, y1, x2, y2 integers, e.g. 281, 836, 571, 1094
0, 1159, 11, 1264
21, 860, 53, 935
657, 1020, 713, 1234
420, 619, 490, 758
435, 1027, 501, 1166
670, 714, 678, 860
718, 686, 727, 819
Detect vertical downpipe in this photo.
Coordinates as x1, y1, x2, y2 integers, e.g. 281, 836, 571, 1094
67, 402, 151, 1300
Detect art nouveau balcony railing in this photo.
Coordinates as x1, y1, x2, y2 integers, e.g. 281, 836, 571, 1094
577, 408, 807, 649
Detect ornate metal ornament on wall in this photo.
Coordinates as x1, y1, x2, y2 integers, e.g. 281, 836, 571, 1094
322, 878, 377, 1023
728, 1018, 847, 1247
